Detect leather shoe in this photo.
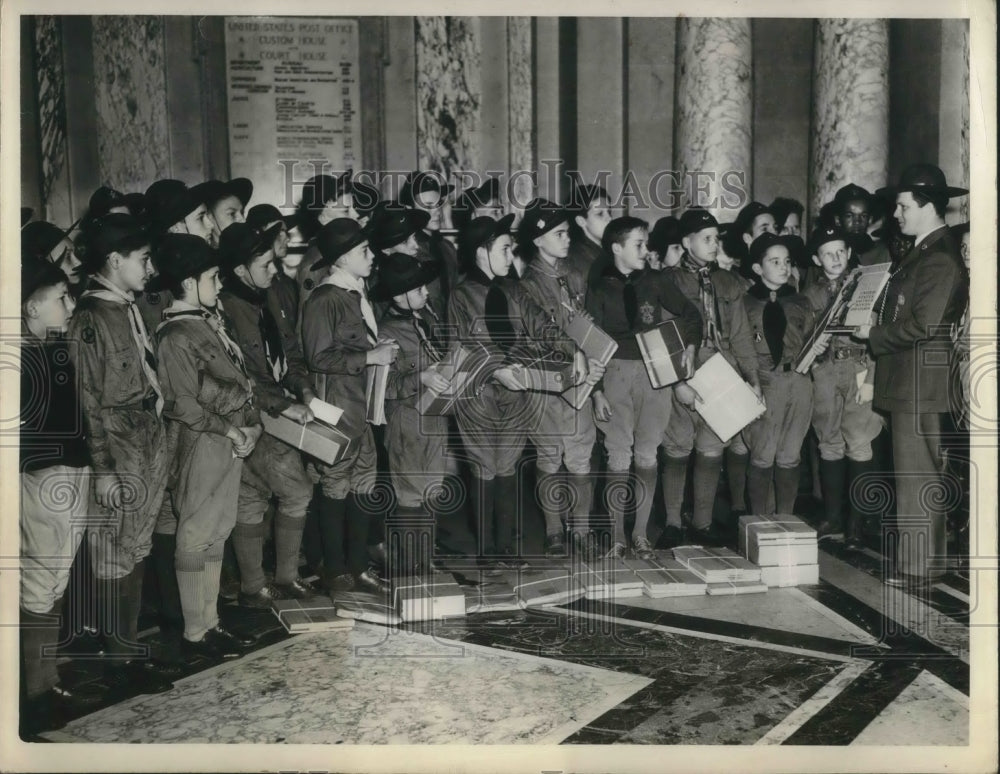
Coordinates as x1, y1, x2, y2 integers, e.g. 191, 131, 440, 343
687, 524, 729, 547
327, 572, 356, 594
656, 525, 685, 550
816, 521, 844, 540
107, 660, 174, 695
238, 583, 283, 609
368, 542, 388, 569
207, 624, 255, 649
355, 569, 390, 595
50, 682, 105, 709
544, 533, 567, 558
273, 578, 315, 599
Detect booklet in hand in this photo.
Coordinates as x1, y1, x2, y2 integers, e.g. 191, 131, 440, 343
686, 352, 766, 443
636, 319, 686, 389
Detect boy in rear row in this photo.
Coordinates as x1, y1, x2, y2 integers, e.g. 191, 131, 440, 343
741, 233, 817, 516
586, 217, 702, 559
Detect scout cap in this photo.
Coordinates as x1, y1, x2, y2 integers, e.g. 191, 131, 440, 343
399, 171, 455, 206
749, 232, 802, 265
518, 199, 568, 244
807, 224, 851, 257
200, 178, 254, 209
373, 252, 442, 301
22, 255, 70, 301
734, 201, 772, 236
460, 213, 516, 255
21, 221, 73, 262
246, 204, 297, 232
79, 213, 150, 274
678, 208, 720, 238
144, 179, 207, 235
647, 216, 682, 255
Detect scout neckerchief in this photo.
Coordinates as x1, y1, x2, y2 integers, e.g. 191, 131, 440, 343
322, 266, 378, 345
747, 280, 795, 367
527, 256, 582, 319
83, 273, 164, 415
225, 277, 288, 384
681, 254, 721, 349
468, 265, 516, 354
158, 300, 248, 378
386, 304, 445, 362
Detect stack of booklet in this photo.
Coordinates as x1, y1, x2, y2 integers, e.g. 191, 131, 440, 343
512, 569, 585, 607
621, 558, 708, 598
738, 514, 819, 587
575, 562, 645, 601
636, 319, 687, 388
672, 546, 768, 595
272, 596, 355, 634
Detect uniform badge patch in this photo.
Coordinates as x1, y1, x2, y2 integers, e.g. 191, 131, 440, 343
81, 326, 96, 344
147, 292, 160, 305
639, 301, 655, 325
304, 279, 315, 290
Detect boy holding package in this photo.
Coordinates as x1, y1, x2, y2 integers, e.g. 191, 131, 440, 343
153, 234, 261, 659
660, 209, 761, 548
517, 199, 605, 557
217, 222, 318, 607
586, 217, 703, 559
741, 233, 818, 516
802, 226, 885, 546
301, 219, 396, 596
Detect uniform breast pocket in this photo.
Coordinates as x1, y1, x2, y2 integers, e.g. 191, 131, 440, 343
106, 346, 143, 402
341, 322, 365, 347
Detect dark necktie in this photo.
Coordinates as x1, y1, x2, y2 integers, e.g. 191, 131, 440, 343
485, 280, 515, 353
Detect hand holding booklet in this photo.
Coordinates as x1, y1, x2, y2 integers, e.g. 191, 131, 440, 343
685, 353, 766, 443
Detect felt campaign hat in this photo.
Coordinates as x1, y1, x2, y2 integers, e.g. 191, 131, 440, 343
217, 222, 284, 271
518, 199, 568, 244
460, 212, 516, 253
246, 204, 298, 232
678, 208, 720, 238
373, 251, 442, 301
148, 233, 221, 291
352, 180, 382, 219
299, 172, 352, 212
310, 218, 372, 272
367, 206, 430, 251
79, 213, 151, 273
21, 220, 74, 262
876, 163, 969, 199
647, 216, 682, 255
455, 177, 501, 211
806, 224, 851, 257
144, 179, 207, 235
399, 171, 455, 206
950, 221, 970, 238
87, 186, 132, 219
200, 178, 254, 209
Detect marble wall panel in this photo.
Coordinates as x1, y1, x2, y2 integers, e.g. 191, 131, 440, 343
33, 16, 71, 221
415, 16, 481, 182
507, 17, 534, 212
92, 16, 170, 192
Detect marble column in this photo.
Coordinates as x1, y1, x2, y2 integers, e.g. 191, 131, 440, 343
92, 16, 170, 192
673, 18, 753, 220
415, 16, 481, 182
938, 19, 971, 225
809, 19, 889, 221
507, 17, 535, 213
960, 21, 969, 223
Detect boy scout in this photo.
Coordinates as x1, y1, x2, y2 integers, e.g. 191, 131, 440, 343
855, 164, 968, 583
246, 203, 299, 325
517, 199, 604, 557
68, 214, 174, 692
451, 176, 504, 232
293, 172, 357, 315
153, 234, 260, 658
301, 219, 394, 596
660, 209, 761, 548
567, 184, 613, 283
448, 214, 568, 570
373, 252, 451, 557
646, 216, 684, 270
586, 217, 702, 560
726, 201, 776, 277
802, 225, 884, 547
218, 223, 317, 607
202, 177, 253, 234
20, 257, 105, 731
400, 171, 461, 314
21, 220, 84, 295
741, 233, 817, 516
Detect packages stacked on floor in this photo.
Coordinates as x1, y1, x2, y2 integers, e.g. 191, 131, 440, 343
393, 573, 466, 622
513, 569, 585, 607
738, 514, 819, 587
621, 558, 707, 598
575, 562, 644, 601
672, 546, 768, 595
463, 581, 524, 613
272, 596, 355, 634
334, 591, 402, 626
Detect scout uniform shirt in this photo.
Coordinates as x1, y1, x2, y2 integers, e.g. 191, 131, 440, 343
567, 233, 605, 287
802, 273, 875, 378
300, 265, 379, 440
218, 278, 314, 417
585, 264, 704, 369
666, 260, 758, 380
868, 225, 967, 414
742, 282, 815, 373
155, 300, 258, 529
517, 255, 586, 365
414, 229, 460, 323
378, 305, 449, 508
